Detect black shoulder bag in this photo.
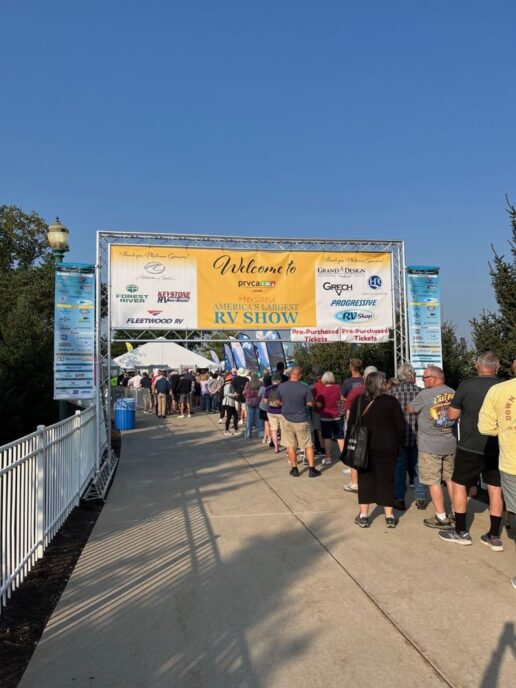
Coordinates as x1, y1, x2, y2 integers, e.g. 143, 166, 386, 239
340, 396, 374, 470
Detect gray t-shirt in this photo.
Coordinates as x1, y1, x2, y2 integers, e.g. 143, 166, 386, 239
411, 384, 457, 455
276, 381, 313, 423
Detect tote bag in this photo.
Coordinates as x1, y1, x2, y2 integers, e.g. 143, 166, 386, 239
340, 396, 373, 469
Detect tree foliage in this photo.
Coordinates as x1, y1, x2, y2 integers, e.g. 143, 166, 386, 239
471, 198, 516, 375
294, 340, 395, 383
441, 321, 475, 388
0, 206, 57, 444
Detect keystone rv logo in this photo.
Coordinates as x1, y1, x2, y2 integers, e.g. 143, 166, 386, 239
322, 282, 353, 296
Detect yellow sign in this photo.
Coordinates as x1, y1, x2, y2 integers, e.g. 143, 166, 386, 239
109, 245, 392, 331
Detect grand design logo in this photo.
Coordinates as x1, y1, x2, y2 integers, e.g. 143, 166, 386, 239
317, 267, 366, 277
335, 310, 376, 322
322, 282, 353, 296
144, 262, 166, 275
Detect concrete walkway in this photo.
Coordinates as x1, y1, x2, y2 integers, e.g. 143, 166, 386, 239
19, 413, 516, 688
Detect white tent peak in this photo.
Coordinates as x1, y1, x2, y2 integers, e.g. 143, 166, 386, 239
113, 340, 216, 371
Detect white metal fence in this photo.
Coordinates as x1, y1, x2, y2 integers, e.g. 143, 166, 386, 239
0, 406, 97, 612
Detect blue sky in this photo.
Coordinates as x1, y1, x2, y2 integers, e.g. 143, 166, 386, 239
2, 1, 515, 338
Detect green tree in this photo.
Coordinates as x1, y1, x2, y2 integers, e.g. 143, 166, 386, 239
441, 321, 475, 388
471, 198, 516, 375
294, 340, 395, 383
0, 205, 57, 444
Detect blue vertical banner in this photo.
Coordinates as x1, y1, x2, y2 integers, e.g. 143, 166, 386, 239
223, 343, 235, 371
54, 263, 96, 400
406, 266, 443, 384
237, 334, 259, 373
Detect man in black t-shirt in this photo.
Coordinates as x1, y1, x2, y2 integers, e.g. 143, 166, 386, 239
439, 352, 503, 550
178, 371, 194, 418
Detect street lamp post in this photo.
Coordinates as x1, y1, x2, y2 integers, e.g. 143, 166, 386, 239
47, 217, 70, 421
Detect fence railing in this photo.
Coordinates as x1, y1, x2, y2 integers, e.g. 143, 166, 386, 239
0, 406, 96, 612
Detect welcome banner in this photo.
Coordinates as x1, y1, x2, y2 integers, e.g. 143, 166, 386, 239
110, 246, 393, 336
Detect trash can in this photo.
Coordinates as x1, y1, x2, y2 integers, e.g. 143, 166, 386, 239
114, 398, 136, 430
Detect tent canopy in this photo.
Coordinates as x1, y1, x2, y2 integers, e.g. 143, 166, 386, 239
113, 339, 216, 371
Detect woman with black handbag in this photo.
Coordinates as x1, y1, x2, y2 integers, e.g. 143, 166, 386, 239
345, 372, 405, 529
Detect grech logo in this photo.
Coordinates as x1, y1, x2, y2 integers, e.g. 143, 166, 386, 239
322, 282, 353, 296
144, 262, 166, 275
126, 284, 138, 293
368, 275, 382, 290
335, 310, 376, 322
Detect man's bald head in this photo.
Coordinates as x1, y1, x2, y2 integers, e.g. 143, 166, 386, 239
289, 366, 302, 381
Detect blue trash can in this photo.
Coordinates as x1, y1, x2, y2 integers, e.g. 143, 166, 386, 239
114, 398, 136, 430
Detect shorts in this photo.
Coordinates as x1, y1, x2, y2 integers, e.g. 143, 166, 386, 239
280, 419, 313, 449
418, 451, 455, 486
268, 413, 283, 432
259, 409, 268, 421
452, 447, 500, 487
179, 392, 191, 404
321, 418, 344, 440
501, 471, 516, 513
311, 412, 321, 432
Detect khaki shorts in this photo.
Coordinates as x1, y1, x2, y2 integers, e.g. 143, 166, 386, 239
267, 413, 283, 432
281, 419, 313, 449
419, 451, 455, 485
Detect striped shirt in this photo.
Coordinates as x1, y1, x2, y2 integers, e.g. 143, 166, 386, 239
390, 381, 420, 447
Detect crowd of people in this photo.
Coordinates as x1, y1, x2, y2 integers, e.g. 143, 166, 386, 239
116, 352, 516, 590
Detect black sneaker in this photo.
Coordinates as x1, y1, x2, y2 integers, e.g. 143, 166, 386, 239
289, 467, 300, 477
308, 467, 321, 478
354, 514, 370, 528
385, 516, 398, 528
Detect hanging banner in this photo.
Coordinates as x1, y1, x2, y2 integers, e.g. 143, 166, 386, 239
237, 334, 260, 373
406, 266, 443, 384
54, 263, 96, 400
290, 326, 389, 343
223, 343, 235, 371
109, 246, 393, 337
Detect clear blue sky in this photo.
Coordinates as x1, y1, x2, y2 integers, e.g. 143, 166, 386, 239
2, 1, 515, 338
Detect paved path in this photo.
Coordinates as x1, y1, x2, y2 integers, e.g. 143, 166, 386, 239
19, 413, 516, 688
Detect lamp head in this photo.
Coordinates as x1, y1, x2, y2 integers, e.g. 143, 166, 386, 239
47, 217, 70, 252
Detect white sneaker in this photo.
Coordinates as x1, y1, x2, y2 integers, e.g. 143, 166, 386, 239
224, 430, 232, 436
218, 419, 223, 424
233, 431, 242, 436
322, 457, 332, 465
187, 414, 191, 418
343, 483, 359, 493
179, 415, 185, 419
342, 467, 351, 475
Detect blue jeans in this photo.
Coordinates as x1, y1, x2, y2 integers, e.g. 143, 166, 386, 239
202, 394, 212, 412
394, 446, 428, 500
245, 405, 263, 439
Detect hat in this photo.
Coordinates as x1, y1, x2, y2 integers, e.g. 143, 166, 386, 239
237, 367, 246, 376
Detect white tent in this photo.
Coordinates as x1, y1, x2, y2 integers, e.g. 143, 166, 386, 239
113, 340, 216, 371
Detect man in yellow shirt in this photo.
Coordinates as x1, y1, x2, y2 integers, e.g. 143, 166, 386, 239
478, 358, 516, 590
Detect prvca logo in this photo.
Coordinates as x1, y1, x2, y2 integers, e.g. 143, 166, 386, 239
335, 310, 375, 322
322, 282, 353, 296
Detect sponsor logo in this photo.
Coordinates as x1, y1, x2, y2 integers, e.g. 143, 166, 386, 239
115, 284, 149, 303
329, 299, 377, 307
323, 282, 353, 296
144, 262, 166, 275
157, 291, 191, 303
126, 317, 175, 324
237, 280, 275, 288
368, 275, 382, 290
317, 267, 366, 276
147, 310, 162, 316
335, 310, 375, 322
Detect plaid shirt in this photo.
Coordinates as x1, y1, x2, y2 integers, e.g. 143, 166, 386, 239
390, 381, 420, 447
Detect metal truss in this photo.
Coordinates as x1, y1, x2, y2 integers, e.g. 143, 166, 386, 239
95, 231, 408, 481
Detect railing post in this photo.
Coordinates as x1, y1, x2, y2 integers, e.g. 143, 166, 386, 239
35, 425, 46, 558
74, 410, 82, 506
